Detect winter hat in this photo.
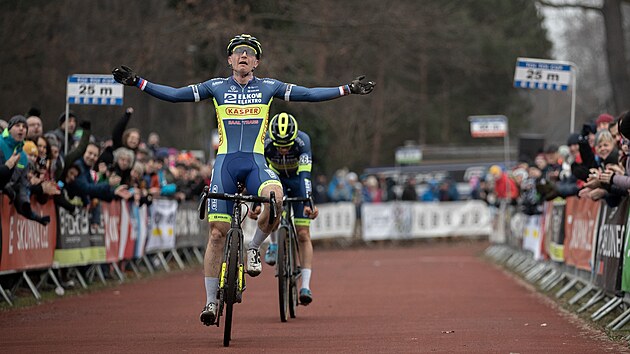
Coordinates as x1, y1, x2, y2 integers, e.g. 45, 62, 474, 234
619, 112, 630, 139
58, 111, 77, 125
567, 133, 580, 145
596, 113, 614, 126
23, 140, 38, 157
8, 115, 28, 131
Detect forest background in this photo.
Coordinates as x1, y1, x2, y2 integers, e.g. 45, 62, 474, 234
0, 0, 628, 174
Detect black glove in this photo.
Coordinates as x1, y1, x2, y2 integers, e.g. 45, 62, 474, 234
349, 75, 375, 95
112, 65, 139, 86
79, 120, 91, 130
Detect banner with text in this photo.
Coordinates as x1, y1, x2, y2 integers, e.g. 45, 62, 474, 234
362, 201, 491, 241
0, 196, 57, 271
593, 200, 628, 292
53, 207, 106, 267
563, 197, 601, 271
175, 201, 208, 248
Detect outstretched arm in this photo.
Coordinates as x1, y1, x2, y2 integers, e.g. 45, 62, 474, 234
113, 65, 211, 103
282, 75, 375, 102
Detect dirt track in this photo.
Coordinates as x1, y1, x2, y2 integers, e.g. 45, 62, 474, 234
1, 241, 628, 353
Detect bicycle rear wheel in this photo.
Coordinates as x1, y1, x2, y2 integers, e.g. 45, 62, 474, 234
223, 229, 240, 347
277, 226, 290, 322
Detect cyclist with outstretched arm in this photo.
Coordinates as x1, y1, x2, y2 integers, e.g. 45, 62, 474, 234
112, 34, 375, 326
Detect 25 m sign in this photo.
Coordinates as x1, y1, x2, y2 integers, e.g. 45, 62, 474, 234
513, 57, 573, 91
67, 74, 124, 105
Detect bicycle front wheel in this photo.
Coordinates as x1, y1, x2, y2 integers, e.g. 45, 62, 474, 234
223, 229, 240, 347
277, 226, 290, 322
288, 228, 299, 319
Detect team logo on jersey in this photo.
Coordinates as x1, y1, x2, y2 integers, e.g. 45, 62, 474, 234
225, 106, 261, 116
212, 81, 222, 87
229, 85, 238, 92
265, 169, 278, 179
210, 185, 219, 211
263, 79, 275, 85
224, 93, 237, 103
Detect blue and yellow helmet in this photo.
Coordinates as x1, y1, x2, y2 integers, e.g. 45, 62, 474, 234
226, 34, 262, 59
269, 112, 298, 147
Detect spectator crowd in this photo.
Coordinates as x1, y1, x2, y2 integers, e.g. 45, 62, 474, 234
465, 112, 630, 215
5, 106, 625, 230
0, 107, 211, 231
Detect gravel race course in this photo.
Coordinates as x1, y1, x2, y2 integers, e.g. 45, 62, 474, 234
1, 240, 628, 353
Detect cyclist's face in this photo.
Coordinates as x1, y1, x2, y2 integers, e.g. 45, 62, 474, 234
278, 146, 291, 155
228, 46, 258, 74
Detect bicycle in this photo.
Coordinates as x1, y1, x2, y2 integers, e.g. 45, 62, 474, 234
197, 184, 277, 347
275, 193, 314, 322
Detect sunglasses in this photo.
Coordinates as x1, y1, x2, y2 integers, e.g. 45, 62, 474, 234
232, 45, 257, 57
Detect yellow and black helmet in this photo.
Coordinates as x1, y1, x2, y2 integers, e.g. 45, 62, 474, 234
226, 34, 262, 59
269, 112, 298, 147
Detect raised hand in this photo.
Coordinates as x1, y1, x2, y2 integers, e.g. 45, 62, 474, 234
349, 75, 375, 95
112, 65, 139, 86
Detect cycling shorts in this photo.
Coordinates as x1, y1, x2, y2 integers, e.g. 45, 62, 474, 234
281, 175, 311, 227
208, 152, 282, 223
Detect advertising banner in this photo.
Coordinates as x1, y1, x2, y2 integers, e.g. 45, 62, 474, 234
310, 202, 356, 240
593, 200, 628, 293
54, 207, 106, 267
563, 197, 601, 271
102, 201, 121, 263
522, 215, 543, 260
133, 204, 149, 258
361, 201, 491, 241
145, 199, 178, 253
175, 201, 208, 248
0, 195, 57, 271
119, 201, 136, 261
546, 200, 566, 263
620, 206, 630, 292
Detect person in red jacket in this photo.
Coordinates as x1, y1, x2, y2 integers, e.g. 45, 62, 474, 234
489, 165, 519, 201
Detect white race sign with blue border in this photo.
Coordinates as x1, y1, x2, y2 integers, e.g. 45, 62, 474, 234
468, 115, 507, 138
513, 57, 572, 91
67, 74, 123, 105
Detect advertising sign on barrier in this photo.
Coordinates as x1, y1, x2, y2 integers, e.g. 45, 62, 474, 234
545, 200, 566, 263
119, 201, 136, 260
54, 207, 106, 267
146, 199, 178, 253
522, 215, 543, 260
361, 201, 491, 241
102, 201, 121, 263
0, 196, 57, 271
593, 200, 628, 293
563, 197, 601, 271
175, 201, 208, 248
134, 204, 149, 258
621, 207, 630, 292
310, 202, 356, 240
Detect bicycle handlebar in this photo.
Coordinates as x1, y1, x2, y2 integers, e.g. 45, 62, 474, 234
283, 192, 315, 210
207, 192, 273, 204
198, 185, 277, 225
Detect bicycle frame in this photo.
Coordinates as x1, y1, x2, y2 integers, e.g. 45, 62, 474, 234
198, 186, 276, 346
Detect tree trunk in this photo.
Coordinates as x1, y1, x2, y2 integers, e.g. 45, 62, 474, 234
602, 0, 630, 113
418, 52, 428, 145
369, 59, 386, 166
